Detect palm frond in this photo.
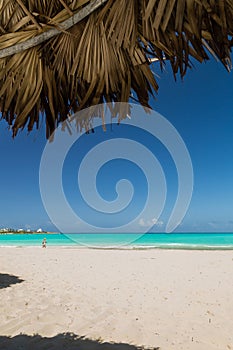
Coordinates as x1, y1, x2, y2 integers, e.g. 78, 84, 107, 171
0, 0, 232, 137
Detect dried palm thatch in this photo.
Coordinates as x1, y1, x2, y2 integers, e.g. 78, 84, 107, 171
0, 0, 232, 138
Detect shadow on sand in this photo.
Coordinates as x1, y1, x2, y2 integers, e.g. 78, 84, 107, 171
0, 333, 160, 350
0, 273, 24, 289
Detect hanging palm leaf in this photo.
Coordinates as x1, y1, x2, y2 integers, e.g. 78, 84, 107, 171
0, 0, 232, 137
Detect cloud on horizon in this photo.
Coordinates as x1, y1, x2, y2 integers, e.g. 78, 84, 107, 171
138, 218, 164, 228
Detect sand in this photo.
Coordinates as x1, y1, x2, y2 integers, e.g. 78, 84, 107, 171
0, 247, 233, 350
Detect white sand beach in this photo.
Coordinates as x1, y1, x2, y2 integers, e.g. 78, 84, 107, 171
0, 247, 233, 350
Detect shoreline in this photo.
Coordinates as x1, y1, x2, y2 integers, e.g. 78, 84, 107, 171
1, 244, 233, 250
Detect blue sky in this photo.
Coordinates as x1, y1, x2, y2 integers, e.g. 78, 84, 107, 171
0, 58, 233, 232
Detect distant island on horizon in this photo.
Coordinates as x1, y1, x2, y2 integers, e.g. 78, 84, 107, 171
0, 228, 57, 234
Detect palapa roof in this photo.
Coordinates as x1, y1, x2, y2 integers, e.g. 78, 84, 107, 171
0, 0, 232, 138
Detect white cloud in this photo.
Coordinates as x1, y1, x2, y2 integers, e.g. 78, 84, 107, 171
139, 217, 164, 227
154, 220, 164, 227
138, 218, 146, 227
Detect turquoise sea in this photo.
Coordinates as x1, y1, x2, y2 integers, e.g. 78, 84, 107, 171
1, 233, 233, 249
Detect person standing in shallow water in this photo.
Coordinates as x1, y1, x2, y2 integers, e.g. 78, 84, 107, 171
42, 238, 47, 248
